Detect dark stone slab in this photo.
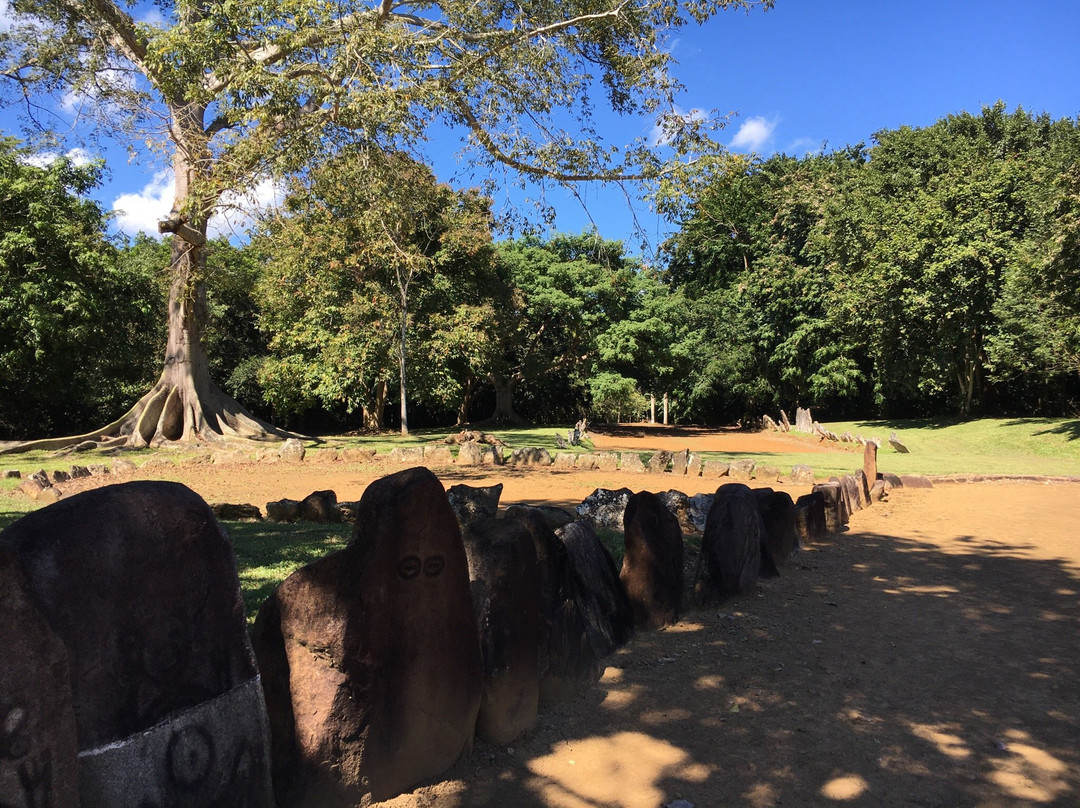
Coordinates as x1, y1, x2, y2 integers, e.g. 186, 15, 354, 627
813, 482, 849, 532
447, 482, 503, 527
0, 549, 79, 808
503, 503, 575, 531
463, 518, 541, 745
266, 499, 302, 522
557, 522, 634, 660
503, 510, 595, 703
1, 481, 271, 807
252, 467, 482, 806
646, 450, 672, 474
693, 484, 763, 605
881, 472, 904, 490
211, 502, 263, 521
752, 488, 798, 576
621, 492, 684, 629
794, 491, 826, 545
300, 489, 340, 523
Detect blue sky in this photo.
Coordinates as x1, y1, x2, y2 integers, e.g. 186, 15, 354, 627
2, 0, 1078, 254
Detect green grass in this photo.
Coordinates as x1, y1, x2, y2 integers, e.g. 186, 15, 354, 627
226, 520, 351, 623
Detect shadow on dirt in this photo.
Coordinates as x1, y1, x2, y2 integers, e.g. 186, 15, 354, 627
406, 525, 1080, 807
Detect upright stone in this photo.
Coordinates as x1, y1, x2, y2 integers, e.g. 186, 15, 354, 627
455, 441, 486, 466
686, 453, 703, 477
1, 481, 272, 808
503, 510, 595, 702
840, 474, 864, 513
575, 488, 634, 531
446, 482, 503, 527
594, 452, 619, 471
728, 458, 756, 481
863, 441, 878, 488
252, 467, 482, 806
789, 464, 815, 485
619, 452, 645, 473
701, 460, 729, 479
794, 491, 827, 544
688, 493, 715, 533
279, 438, 306, 462
752, 488, 798, 576
657, 489, 696, 535
812, 481, 849, 532
557, 522, 634, 659
621, 492, 684, 629
854, 469, 872, 507
0, 550, 79, 808
694, 484, 762, 605
462, 518, 540, 745
646, 450, 672, 474
300, 489, 340, 523
670, 449, 690, 476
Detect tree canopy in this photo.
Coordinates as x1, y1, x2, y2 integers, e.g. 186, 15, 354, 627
0, 0, 774, 447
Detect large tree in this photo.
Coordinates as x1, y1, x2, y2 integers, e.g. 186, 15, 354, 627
0, 0, 772, 447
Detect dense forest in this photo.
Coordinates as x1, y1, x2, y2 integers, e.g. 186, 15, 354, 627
2, 104, 1078, 438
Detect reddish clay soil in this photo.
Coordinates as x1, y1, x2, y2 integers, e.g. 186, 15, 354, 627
39, 428, 1080, 807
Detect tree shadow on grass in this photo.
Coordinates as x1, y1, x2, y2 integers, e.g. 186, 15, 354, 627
407, 527, 1080, 807
1031, 419, 1080, 442
226, 520, 351, 623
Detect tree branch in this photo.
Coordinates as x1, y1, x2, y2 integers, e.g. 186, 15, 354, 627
56, 0, 149, 77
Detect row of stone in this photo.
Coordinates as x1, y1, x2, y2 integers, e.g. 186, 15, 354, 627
0, 458, 837, 808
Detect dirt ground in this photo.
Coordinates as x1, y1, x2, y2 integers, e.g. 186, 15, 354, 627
45, 427, 1080, 807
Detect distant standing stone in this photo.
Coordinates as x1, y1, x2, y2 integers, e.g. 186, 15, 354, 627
619, 452, 645, 473
888, 432, 910, 453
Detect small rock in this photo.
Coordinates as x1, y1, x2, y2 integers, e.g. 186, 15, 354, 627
278, 438, 306, 462
2, 469, 20, 479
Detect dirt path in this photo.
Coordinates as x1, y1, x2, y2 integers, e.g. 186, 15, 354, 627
20, 430, 1080, 807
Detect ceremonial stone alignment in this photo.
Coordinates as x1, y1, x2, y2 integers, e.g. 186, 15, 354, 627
864, 440, 878, 487
646, 449, 673, 474
752, 488, 799, 576
252, 467, 482, 806
0, 481, 273, 807
462, 518, 541, 745
503, 508, 596, 702
694, 484, 764, 605
621, 491, 684, 629
557, 521, 635, 660
0, 549, 79, 808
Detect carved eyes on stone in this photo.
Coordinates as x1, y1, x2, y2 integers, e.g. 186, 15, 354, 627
398, 555, 445, 579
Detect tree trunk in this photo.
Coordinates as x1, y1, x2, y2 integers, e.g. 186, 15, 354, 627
0, 104, 288, 453
663, 392, 669, 425
457, 376, 478, 426
362, 380, 388, 431
649, 393, 656, 424
399, 309, 409, 435
488, 371, 526, 425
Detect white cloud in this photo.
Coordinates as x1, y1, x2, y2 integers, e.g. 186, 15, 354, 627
112, 171, 284, 240
730, 116, 777, 152
22, 148, 96, 168
210, 178, 284, 239
0, 0, 15, 30
112, 171, 174, 237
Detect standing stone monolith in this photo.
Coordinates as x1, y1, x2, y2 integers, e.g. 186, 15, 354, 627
863, 441, 878, 488
694, 484, 763, 605
621, 491, 684, 629
252, 467, 482, 806
0, 549, 79, 808
503, 509, 595, 702
1, 481, 272, 808
752, 488, 798, 576
794, 491, 827, 545
447, 482, 503, 527
813, 482, 849, 532
557, 522, 634, 660
462, 518, 541, 745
